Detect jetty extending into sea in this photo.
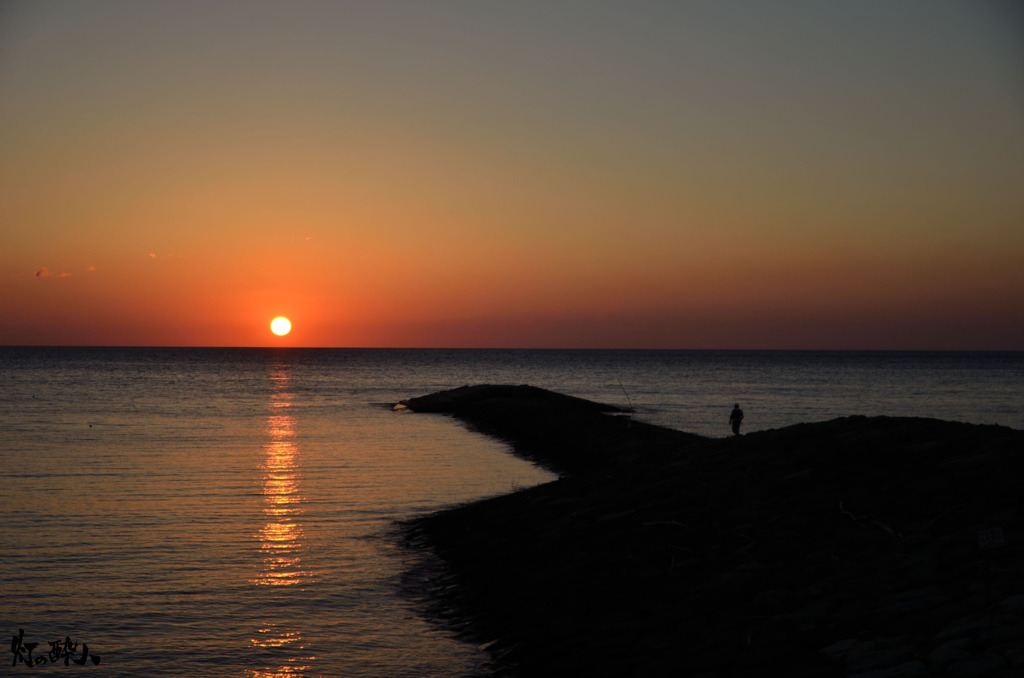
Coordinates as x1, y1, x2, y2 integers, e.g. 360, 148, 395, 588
400, 384, 1024, 677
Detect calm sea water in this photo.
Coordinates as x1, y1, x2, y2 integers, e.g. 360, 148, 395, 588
2, 348, 1022, 676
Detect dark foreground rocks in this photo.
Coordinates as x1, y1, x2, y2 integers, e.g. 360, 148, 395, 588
399, 385, 1024, 677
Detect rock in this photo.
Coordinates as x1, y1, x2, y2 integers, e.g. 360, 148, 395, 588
997, 594, 1024, 614
848, 646, 915, 674
928, 638, 975, 668
977, 621, 1024, 643
849, 660, 929, 678
946, 652, 1005, 676
934, 616, 989, 642
1004, 646, 1024, 669
821, 637, 869, 660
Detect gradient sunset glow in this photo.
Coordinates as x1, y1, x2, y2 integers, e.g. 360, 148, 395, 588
2, 1, 1022, 349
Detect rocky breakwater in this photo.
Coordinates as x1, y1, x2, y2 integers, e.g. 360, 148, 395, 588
399, 384, 1024, 677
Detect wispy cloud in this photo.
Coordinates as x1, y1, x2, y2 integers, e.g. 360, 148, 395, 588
33, 265, 90, 278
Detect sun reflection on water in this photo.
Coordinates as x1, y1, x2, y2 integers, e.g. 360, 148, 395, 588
253, 402, 309, 588
249, 364, 316, 667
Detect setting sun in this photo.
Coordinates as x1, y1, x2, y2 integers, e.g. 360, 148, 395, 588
270, 317, 292, 337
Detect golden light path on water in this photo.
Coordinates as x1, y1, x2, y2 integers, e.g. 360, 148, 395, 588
248, 364, 316, 676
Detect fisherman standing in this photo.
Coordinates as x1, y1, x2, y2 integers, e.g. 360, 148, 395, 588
729, 403, 744, 436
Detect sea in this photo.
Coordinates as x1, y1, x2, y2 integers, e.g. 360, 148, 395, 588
2, 347, 1022, 676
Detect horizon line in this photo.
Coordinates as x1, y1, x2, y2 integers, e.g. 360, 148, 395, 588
2, 345, 1022, 353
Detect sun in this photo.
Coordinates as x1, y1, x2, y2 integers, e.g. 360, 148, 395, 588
270, 316, 292, 336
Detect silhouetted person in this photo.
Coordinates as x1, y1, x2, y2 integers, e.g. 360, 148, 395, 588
729, 403, 744, 436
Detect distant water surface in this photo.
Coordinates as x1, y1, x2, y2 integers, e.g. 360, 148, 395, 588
1, 348, 1021, 676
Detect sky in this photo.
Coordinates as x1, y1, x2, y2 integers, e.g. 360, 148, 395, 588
2, 0, 1022, 349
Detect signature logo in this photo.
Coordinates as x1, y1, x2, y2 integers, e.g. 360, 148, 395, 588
10, 629, 101, 668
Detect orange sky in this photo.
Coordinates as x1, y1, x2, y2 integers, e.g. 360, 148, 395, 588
2, 1, 1023, 348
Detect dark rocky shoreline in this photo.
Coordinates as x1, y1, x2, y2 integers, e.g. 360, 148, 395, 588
399, 385, 1024, 677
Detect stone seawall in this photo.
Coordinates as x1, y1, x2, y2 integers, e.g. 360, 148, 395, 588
401, 385, 1024, 677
